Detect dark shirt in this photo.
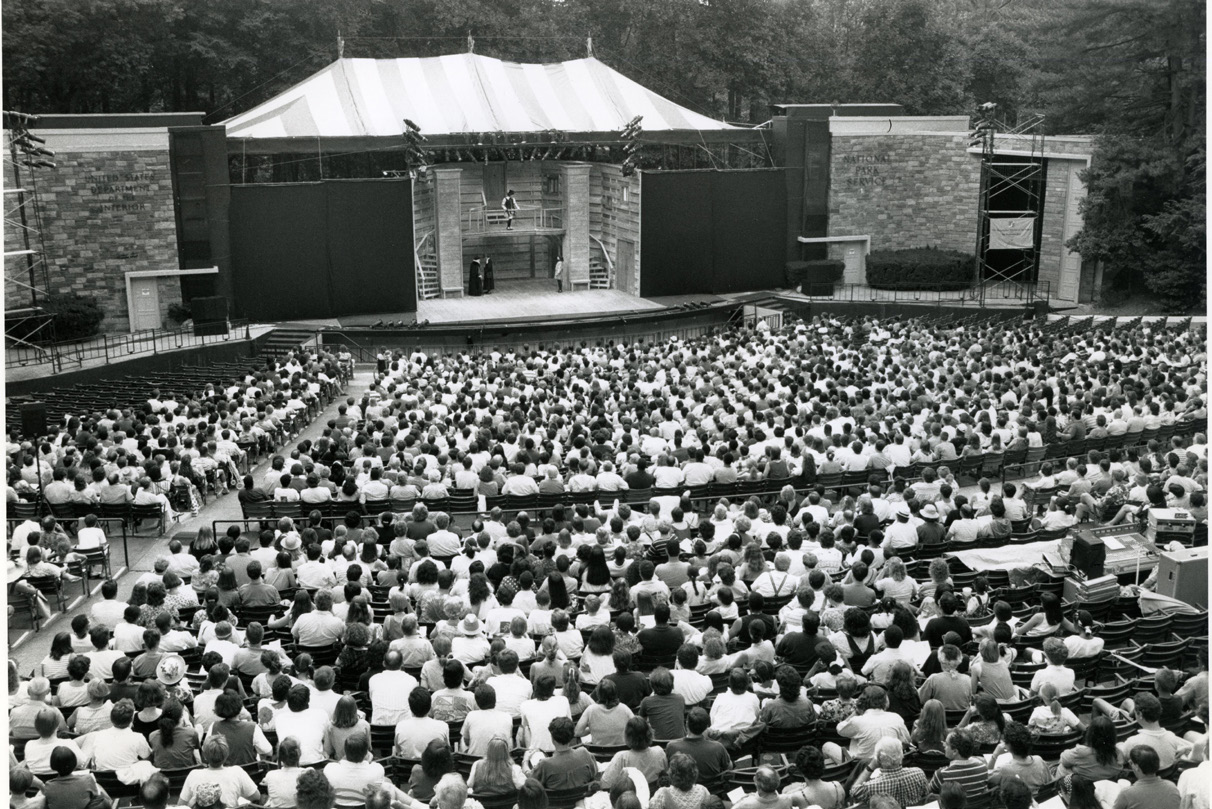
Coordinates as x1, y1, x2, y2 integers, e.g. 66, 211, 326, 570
776, 632, 823, 670
842, 583, 878, 607
625, 471, 655, 489
531, 746, 599, 790
923, 615, 973, 647
639, 693, 686, 740
239, 488, 269, 504
601, 671, 652, 711
734, 613, 778, 646
917, 522, 947, 546
637, 624, 684, 660
666, 736, 732, 780
43, 773, 104, 809
1160, 694, 1185, 724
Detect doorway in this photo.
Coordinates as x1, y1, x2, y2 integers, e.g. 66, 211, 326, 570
616, 239, 636, 295
130, 277, 162, 331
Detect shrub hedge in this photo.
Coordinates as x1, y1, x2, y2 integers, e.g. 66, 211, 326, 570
865, 247, 975, 290
786, 259, 844, 290
43, 292, 105, 341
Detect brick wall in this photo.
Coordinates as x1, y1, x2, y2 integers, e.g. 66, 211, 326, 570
5, 142, 180, 332
828, 133, 982, 254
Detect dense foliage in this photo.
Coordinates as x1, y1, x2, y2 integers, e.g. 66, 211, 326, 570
2, 0, 1203, 308
43, 293, 105, 340
866, 248, 975, 290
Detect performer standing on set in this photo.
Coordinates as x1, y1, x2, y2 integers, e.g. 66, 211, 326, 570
482, 255, 495, 294
554, 255, 565, 293
501, 189, 518, 230
468, 256, 482, 296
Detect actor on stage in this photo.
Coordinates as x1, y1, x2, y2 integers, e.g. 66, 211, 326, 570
482, 256, 495, 293
469, 258, 482, 296
502, 190, 518, 230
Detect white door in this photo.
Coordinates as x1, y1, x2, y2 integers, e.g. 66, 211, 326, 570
130, 277, 162, 331
842, 243, 865, 284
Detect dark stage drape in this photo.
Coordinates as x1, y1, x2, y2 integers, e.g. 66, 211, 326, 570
230, 179, 415, 321
640, 169, 787, 297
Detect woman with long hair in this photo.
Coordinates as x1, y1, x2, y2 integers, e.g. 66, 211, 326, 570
759, 665, 818, 729
1015, 592, 1080, 638
911, 698, 948, 754
886, 661, 922, 726
269, 589, 312, 631
959, 693, 1006, 746
579, 546, 613, 594
545, 571, 571, 611
215, 568, 242, 609
406, 738, 453, 802
580, 624, 617, 686
682, 564, 709, 607
837, 608, 877, 673
874, 558, 918, 605
1054, 716, 1126, 782
608, 578, 632, 613
334, 623, 373, 684
324, 695, 371, 762
149, 698, 200, 769
38, 632, 74, 679
1066, 776, 1102, 809
740, 544, 768, 584
467, 572, 496, 620
337, 478, 360, 503
190, 526, 217, 560
558, 664, 592, 721
529, 637, 567, 686
264, 551, 296, 592
467, 737, 526, 796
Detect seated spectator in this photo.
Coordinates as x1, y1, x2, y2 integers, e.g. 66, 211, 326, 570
989, 721, 1054, 794
850, 736, 930, 806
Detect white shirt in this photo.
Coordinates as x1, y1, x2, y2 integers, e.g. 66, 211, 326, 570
323, 760, 393, 806
393, 715, 449, 759
89, 599, 129, 631
82, 726, 151, 771
709, 690, 760, 731
76, 526, 107, 550
486, 673, 534, 717
519, 695, 571, 752
463, 709, 515, 756
368, 670, 420, 725
670, 669, 713, 705
275, 707, 331, 765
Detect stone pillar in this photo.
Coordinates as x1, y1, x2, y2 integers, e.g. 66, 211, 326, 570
433, 167, 464, 297
560, 163, 592, 290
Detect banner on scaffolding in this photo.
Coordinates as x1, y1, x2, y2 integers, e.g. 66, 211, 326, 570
988, 217, 1036, 250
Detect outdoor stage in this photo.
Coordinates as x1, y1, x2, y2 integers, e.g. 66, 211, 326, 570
334, 279, 723, 327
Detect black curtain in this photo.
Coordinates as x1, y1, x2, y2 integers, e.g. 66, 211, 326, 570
229, 178, 415, 321
640, 169, 787, 297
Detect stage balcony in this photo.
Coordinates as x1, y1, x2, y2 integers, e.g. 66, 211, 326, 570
463, 204, 564, 235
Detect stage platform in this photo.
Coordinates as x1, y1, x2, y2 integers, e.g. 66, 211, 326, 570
338, 280, 680, 327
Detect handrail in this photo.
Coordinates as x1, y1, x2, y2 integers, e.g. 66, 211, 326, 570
464, 205, 563, 232
589, 235, 615, 289
414, 230, 436, 297
5, 319, 252, 370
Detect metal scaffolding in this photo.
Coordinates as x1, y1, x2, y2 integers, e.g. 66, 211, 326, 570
971, 108, 1047, 306
4, 111, 60, 363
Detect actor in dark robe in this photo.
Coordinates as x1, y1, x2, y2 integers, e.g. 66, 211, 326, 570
482, 256, 495, 293
468, 258, 482, 296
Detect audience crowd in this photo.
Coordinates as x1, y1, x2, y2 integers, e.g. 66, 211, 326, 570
7, 315, 1210, 809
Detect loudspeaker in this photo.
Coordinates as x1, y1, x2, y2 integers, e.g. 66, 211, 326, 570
1157, 546, 1209, 608
20, 402, 47, 439
1071, 530, 1106, 579
191, 296, 228, 336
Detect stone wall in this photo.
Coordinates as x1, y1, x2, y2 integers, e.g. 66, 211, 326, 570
4, 130, 181, 332
828, 133, 982, 254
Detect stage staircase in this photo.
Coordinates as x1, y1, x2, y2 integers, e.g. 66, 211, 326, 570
415, 232, 439, 300
261, 327, 317, 360
589, 237, 613, 289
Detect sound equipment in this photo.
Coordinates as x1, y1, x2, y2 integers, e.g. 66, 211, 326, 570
20, 401, 47, 439
1069, 525, 1159, 579
1145, 508, 1197, 545
1063, 574, 1119, 605
191, 296, 228, 336
1156, 546, 1209, 608
1070, 528, 1106, 578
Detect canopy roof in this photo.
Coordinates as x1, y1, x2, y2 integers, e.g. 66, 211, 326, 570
223, 54, 736, 143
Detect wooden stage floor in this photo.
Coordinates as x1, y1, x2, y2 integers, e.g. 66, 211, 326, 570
338, 279, 671, 327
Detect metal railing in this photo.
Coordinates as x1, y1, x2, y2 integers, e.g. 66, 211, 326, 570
5, 320, 252, 371
464, 205, 563, 233
796, 280, 1050, 307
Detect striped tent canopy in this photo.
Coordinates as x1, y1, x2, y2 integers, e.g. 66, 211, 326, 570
223, 54, 736, 143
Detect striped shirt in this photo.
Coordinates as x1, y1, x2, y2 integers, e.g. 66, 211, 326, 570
931, 757, 990, 798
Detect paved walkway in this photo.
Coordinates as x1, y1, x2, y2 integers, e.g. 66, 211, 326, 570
7, 367, 376, 674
